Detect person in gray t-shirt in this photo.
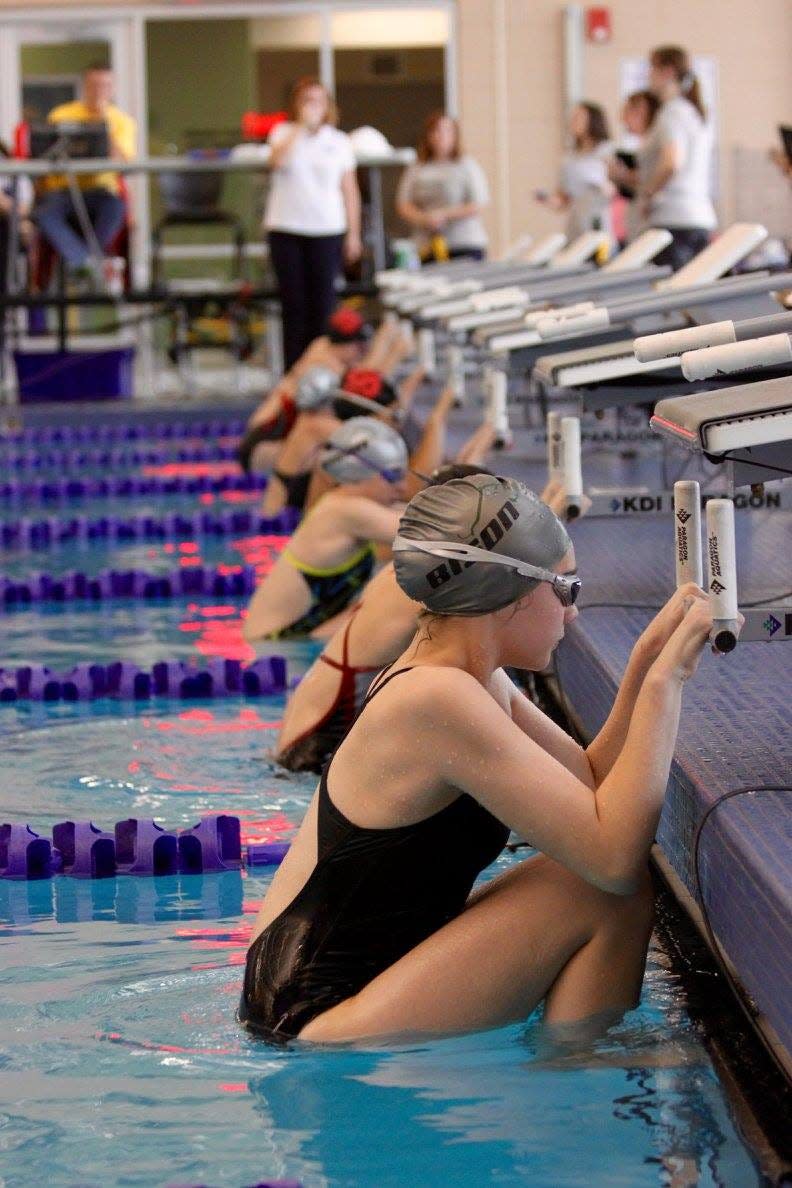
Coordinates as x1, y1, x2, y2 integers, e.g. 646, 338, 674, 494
396, 112, 489, 263
636, 45, 717, 271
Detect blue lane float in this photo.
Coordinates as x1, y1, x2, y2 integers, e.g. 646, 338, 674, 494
0, 655, 287, 702
0, 561, 264, 605
0, 815, 290, 880
0, 472, 267, 506
0, 443, 239, 471
0, 506, 298, 549
0, 416, 245, 447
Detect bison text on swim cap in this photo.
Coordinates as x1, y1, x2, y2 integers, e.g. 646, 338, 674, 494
393, 474, 570, 615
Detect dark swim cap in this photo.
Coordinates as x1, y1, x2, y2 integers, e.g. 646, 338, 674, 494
393, 474, 570, 615
429, 462, 493, 485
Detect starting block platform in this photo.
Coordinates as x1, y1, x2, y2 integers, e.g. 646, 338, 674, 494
554, 511, 792, 1075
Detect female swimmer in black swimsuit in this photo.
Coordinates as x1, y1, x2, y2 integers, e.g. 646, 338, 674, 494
241, 474, 723, 1045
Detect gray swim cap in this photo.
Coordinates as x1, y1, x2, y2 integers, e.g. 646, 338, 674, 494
319, 416, 409, 484
295, 366, 340, 411
393, 474, 571, 615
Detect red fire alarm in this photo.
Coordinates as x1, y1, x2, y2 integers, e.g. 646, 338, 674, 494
586, 7, 611, 43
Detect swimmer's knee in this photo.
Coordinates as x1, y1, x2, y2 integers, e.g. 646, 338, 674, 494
594, 865, 654, 934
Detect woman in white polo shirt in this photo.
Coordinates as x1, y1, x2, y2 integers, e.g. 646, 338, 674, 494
266, 78, 362, 368
637, 45, 716, 271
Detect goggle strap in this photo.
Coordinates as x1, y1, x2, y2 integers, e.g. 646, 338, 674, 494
393, 536, 555, 584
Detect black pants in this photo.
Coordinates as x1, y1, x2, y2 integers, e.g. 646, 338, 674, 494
653, 227, 710, 272
268, 230, 344, 369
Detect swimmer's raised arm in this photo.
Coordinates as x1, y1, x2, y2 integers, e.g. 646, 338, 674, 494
584, 583, 707, 785
419, 602, 714, 894
396, 365, 427, 413
499, 670, 595, 789
403, 384, 458, 499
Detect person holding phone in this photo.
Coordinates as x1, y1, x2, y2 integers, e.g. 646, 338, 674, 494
536, 102, 613, 246
265, 78, 363, 369
608, 90, 660, 243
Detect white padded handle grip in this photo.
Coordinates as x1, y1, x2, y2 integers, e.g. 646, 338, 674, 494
681, 333, 792, 381
524, 302, 594, 329
634, 320, 736, 363
706, 499, 740, 653
561, 416, 583, 501
448, 343, 466, 403
417, 328, 436, 377
469, 286, 527, 311
673, 481, 703, 588
546, 411, 563, 483
537, 308, 610, 338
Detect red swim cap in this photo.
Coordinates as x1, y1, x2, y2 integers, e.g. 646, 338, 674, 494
327, 308, 371, 343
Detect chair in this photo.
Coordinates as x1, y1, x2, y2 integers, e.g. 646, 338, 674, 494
151, 168, 245, 287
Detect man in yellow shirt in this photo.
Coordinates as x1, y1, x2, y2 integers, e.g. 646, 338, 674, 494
34, 63, 136, 276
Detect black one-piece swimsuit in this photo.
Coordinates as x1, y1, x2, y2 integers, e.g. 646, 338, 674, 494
239, 667, 510, 1043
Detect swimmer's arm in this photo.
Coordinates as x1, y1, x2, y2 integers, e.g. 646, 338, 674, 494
363, 322, 407, 375
454, 423, 496, 466
396, 365, 426, 413
402, 384, 457, 498
336, 496, 402, 546
583, 634, 655, 785
501, 672, 595, 790
585, 583, 709, 785
427, 668, 685, 894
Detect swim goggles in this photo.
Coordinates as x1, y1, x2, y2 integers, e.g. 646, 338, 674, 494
320, 436, 406, 484
393, 537, 582, 606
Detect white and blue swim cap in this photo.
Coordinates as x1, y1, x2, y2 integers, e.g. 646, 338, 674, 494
294, 366, 340, 411
319, 417, 409, 485
393, 474, 571, 614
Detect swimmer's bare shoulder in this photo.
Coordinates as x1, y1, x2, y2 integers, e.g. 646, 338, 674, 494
362, 665, 610, 880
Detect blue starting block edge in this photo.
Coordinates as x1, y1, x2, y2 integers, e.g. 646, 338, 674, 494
0, 656, 287, 703
0, 815, 290, 880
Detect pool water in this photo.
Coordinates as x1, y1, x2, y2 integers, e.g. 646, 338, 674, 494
1, 599, 319, 672
0, 698, 761, 1187
0, 530, 287, 580
0, 412, 769, 1187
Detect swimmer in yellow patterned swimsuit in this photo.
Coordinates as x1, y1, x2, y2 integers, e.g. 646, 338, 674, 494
243, 418, 410, 641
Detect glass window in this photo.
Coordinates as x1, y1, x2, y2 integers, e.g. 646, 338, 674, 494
331, 8, 449, 236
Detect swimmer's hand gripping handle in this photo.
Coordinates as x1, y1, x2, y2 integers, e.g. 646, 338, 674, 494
673, 481, 703, 589
681, 333, 792, 381
561, 416, 583, 520
705, 499, 741, 654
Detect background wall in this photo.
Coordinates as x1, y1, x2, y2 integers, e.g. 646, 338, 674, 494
456, 0, 792, 252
